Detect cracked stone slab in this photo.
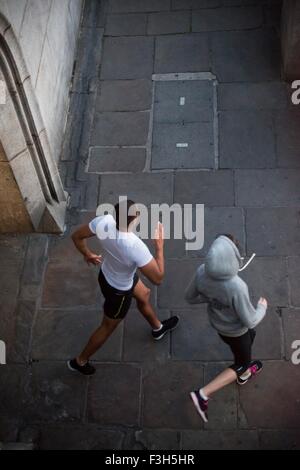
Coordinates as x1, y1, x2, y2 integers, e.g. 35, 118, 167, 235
171, 308, 233, 361
239, 257, 289, 307
87, 364, 141, 425
155, 34, 210, 74
99, 172, 174, 206
37, 424, 124, 450
211, 30, 280, 82
42, 261, 101, 308
123, 309, 170, 362
109, 0, 171, 13
147, 11, 191, 35
219, 110, 276, 169
88, 147, 146, 173
96, 80, 152, 112
32, 309, 123, 362
182, 430, 259, 450
24, 362, 87, 423
246, 208, 300, 256
105, 13, 147, 36
192, 6, 263, 32
235, 169, 300, 207
239, 361, 300, 428
174, 170, 234, 206
100, 36, 154, 79
142, 361, 205, 428
91, 111, 150, 146
287, 257, 300, 307
218, 82, 289, 111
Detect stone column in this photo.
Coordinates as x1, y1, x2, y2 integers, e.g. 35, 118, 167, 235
281, 0, 300, 81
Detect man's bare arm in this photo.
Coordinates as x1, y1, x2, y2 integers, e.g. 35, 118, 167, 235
139, 223, 164, 285
71, 224, 102, 266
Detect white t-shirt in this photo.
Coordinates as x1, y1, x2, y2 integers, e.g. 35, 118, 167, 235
89, 214, 153, 290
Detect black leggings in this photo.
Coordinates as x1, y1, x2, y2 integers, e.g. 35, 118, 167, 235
219, 329, 256, 377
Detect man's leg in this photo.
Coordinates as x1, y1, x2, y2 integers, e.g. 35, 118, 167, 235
77, 314, 122, 364
133, 279, 161, 330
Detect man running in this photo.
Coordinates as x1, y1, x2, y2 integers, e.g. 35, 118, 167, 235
185, 234, 267, 423
68, 199, 179, 375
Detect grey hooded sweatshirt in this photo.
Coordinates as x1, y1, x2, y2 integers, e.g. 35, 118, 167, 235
185, 235, 267, 337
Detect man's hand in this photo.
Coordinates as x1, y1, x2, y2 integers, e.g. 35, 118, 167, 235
153, 222, 164, 252
258, 297, 268, 308
84, 253, 102, 266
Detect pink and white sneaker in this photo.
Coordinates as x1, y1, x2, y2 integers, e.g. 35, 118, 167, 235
190, 390, 209, 423
237, 360, 263, 386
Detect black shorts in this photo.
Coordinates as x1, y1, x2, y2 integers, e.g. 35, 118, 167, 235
219, 329, 256, 377
98, 270, 139, 320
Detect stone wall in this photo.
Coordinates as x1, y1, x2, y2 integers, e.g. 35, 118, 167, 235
0, 0, 83, 162
281, 0, 300, 81
0, 141, 33, 232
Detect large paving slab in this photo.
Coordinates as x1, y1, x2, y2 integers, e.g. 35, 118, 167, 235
42, 261, 100, 308
158, 259, 203, 309
154, 34, 210, 73
192, 6, 262, 32
239, 257, 289, 307
235, 169, 300, 207
252, 308, 282, 360
24, 362, 87, 423
105, 13, 148, 36
123, 309, 170, 362
131, 429, 181, 450
259, 430, 300, 450
219, 110, 276, 169
246, 208, 300, 256
37, 424, 124, 450
287, 257, 300, 307
171, 308, 233, 361
142, 361, 204, 428
158, 206, 245, 259
98, 172, 174, 206
174, 170, 234, 205
148, 11, 190, 35
211, 30, 280, 82
32, 309, 123, 362
171, 0, 220, 9
91, 111, 150, 146
88, 147, 146, 173
100, 37, 154, 79
182, 430, 259, 450
218, 82, 289, 111
282, 308, 300, 361
97, 80, 152, 112
152, 122, 214, 169
275, 109, 300, 168
239, 361, 300, 429
203, 363, 237, 430
109, 0, 171, 13
0, 365, 30, 431
87, 364, 141, 425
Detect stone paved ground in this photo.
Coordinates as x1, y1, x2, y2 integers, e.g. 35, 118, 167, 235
1, 0, 300, 450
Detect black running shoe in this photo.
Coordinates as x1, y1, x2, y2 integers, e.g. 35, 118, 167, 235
67, 358, 96, 376
152, 316, 179, 340
237, 360, 263, 386
190, 390, 209, 423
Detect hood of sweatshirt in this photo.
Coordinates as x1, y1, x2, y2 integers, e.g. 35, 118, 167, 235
205, 235, 243, 280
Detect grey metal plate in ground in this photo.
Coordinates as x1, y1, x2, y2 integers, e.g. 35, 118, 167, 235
151, 78, 216, 169
154, 80, 213, 123
152, 122, 214, 169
